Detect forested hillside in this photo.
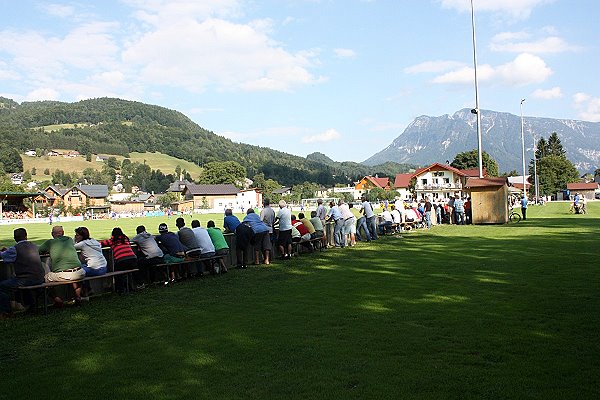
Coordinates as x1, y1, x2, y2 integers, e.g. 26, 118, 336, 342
0, 97, 416, 185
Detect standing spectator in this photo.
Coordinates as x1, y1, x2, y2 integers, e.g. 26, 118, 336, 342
424, 197, 433, 229
39, 226, 85, 306
101, 228, 138, 292
316, 198, 327, 244
447, 196, 455, 224
339, 201, 356, 246
275, 200, 293, 260
223, 209, 241, 233
454, 196, 465, 225
243, 209, 271, 265
131, 225, 164, 285
206, 220, 229, 272
260, 198, 276, 242
327, 201, 344, 247
361, 196, 378, 240
436, 200, 443, 224
355, 215, 371, 242
0, 228, 45, 317
521, 195, 528, 220
465, 197, 472, 224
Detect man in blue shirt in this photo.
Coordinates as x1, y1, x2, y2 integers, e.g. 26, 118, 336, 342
244, 209, 271, 264
521, 195, 528, 220
361, 196, 378, 240
223, 209, 241, 233
454, 195, 465, 225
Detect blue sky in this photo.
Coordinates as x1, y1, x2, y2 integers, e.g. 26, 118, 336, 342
1, 0, 598, 163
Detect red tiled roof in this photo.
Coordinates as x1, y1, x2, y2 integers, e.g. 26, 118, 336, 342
461, 168, 487, 177
567, 182, 599, 190
366, 176, 389, 188
465, 177, 507, 188
411, 163, 466, 179
394, 173, 413, 188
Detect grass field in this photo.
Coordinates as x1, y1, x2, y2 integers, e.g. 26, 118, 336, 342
21, 151, 203, 179
1, 202, 599, 399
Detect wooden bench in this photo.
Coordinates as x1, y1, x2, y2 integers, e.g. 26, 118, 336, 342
292, 237, 325, 256
19, 269, 139, 314
153, 255, 226, 285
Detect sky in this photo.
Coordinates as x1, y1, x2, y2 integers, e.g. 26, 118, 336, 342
1, 0, 599, 163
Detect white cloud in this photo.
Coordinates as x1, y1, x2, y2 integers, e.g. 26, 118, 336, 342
25, 88, 60, 101
439, 0, 554, 19
334, 48, 357, 58
41, 4, 76, 18
123, 16, 322, 92
573, 92, 600, 122
404, 60, 465, 74
532, 87, 562, 99
491, 32, 579, 53
432, 53, 552, 86
302, 128, 341, 143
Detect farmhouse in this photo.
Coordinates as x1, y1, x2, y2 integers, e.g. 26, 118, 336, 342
182, 183, 240, 211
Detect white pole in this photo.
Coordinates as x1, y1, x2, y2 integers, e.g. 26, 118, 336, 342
471, 0, 484, 178
520, 99, 527, 197
533, 133, 539, 202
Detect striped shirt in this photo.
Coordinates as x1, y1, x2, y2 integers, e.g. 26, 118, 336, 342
100, 238, 136, 261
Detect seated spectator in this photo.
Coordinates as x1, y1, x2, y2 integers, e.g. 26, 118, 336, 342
243, 209, 271, 265
101, 228, 138, 292
206, 220, 229, 273
378, 209, 394, 234
155, 223, 186, 281
175, 217, 202, 258
0, 228, 45, 318
131, 225, 164, 285
292, 215, 313, 252
190, 220, 217, 275
309, 211, 324, 238
223, 209, 241, 233
74, 226, 107, 297
40, 225, 85, 306
298, 212, 316, 237
74, 227, 107, 277
391, 205, 402, 225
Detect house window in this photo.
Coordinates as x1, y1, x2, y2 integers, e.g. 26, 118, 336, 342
433, 178, 439, 184
443, 178, 450, 184
71, 189, 79, 195
421, 179, 427, 185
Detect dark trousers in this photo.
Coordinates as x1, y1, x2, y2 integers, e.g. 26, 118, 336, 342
521, 207, 527, 220
0, 277, 43, 313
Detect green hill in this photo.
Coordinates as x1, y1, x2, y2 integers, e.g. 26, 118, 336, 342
0, 97, 417, 185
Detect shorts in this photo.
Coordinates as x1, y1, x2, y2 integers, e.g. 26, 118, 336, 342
252, 231, 272, 252
277, 229, 292, 246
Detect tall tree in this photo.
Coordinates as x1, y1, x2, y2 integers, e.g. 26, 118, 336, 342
199, 161, 246, 187
546, 132, 566, 157
535, 137, 548, 159
530, 155, 579, 195
450, 149, 499, 177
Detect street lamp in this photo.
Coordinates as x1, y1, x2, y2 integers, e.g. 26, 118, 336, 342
532, 133, 539, 203
520, 99, 527, 197
470, 0, 484, 178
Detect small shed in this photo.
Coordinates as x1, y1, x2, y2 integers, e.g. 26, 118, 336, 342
566, 182, 599, 200
465, 177, 509, 224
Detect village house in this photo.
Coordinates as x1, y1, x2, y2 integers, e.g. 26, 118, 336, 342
566, 182, 599, 200
354, 176, 391, 199
36, 184, 110, 214
181, 183, 240, 211
236, 188, 262, 210
411, 163, 483, 200
393, 173, 413, 200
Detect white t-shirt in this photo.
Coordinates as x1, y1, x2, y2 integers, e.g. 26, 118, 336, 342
277, 207, 292, 231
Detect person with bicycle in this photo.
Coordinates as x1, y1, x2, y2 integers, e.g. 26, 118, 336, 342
520, 195, 528, 221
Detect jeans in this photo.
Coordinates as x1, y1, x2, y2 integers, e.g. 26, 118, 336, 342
425, 211, 432, 228
82, 265, 107, 276
455, 211, 465, 225
366, 216, 378, 240
334, 219, 345, 247
0, 277, 44, 313
356, 217, 371, 241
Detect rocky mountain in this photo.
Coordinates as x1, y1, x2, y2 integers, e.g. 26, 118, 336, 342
363, 109, 600, 173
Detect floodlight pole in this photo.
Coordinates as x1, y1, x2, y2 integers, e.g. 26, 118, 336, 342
470, 0, 484, 178
520, 99, 527, 197
533, 133, 539, 203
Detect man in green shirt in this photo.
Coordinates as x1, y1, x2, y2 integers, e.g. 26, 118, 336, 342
39, 226, 85, 282
206, 220, 229, 272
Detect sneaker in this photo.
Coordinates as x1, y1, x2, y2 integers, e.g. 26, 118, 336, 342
135, 283, 146, 290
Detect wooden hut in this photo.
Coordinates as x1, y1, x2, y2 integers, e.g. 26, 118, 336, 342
465, 177, 509, 224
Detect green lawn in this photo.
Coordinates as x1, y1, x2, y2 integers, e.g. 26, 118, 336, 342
1, 202, 598, 399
